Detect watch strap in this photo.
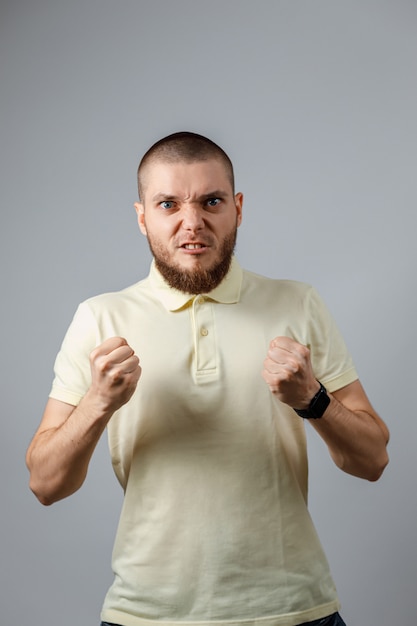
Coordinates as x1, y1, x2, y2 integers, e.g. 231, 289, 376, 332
294, 381, 330, 419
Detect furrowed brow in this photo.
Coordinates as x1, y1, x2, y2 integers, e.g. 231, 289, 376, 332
151, 190, 230, 203
151, 192, 179, 203
199, 190, 229, 201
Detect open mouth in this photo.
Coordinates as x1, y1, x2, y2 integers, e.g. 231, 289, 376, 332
182, 243, 206, 250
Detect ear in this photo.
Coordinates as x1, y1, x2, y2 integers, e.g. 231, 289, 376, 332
134, 202, 147, 236
234, 192, 243, 227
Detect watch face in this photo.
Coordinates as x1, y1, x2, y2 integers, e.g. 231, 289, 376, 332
310, 384, 330, 418
294, 383, 330, 419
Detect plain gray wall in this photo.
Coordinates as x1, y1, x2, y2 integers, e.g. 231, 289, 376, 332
1, 1, 416, 624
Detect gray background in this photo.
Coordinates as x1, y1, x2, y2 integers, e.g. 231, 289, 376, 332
1, 1, 416, 624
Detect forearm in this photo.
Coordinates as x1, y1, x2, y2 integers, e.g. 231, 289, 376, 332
310, 392, 389, 481
27, 394, 112, 505
27, 337, 141, 505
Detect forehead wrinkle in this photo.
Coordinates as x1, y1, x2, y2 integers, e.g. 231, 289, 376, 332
151, 192, 181, 202
151, 191, 194, 203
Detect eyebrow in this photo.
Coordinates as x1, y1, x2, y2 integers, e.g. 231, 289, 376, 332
151, 189, 230, 203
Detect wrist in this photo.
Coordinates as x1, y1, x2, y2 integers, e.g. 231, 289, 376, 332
293, 381, 330, 419
81, 388, 116, 423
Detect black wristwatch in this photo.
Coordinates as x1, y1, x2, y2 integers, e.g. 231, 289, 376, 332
294, 382, 330, 419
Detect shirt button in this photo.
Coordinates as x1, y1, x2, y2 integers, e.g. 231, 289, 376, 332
200, 328, 209, 336
197, 296, 205, 304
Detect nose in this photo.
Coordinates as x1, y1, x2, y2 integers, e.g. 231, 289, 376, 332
181, 204, 205, 231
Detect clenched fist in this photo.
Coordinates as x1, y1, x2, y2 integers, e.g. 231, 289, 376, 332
88, 337, 141, 414
262, 336, 320, 409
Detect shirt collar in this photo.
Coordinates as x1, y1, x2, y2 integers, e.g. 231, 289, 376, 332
148, 257, 243, 311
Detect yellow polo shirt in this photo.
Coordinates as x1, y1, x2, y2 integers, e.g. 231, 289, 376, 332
50, 258, 358, 626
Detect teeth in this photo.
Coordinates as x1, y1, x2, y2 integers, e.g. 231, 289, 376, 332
184, 244, 204, 249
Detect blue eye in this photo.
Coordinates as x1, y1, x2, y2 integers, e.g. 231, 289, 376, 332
206, 198, 221, 207
161, 201, 174, 209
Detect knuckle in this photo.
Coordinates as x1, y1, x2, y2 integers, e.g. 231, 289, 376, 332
280, 369, 292, 383
111, 336, 126, 347
109, 368, 124, 384
291, 360, 302, 374
96, 358, 110, 375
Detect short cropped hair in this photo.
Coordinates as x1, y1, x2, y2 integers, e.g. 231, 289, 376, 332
137, 131, 235, 201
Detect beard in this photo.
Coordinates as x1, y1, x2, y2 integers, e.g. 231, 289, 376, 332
147, 228, 237, 294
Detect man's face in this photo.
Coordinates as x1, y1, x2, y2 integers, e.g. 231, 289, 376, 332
135, 158, 243, 294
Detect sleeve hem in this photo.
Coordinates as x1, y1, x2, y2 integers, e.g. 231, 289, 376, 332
49, 387, 83, 407
322, 367, 358, 393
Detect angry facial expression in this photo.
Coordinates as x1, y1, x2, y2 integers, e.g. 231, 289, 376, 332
135, 159, 243, 294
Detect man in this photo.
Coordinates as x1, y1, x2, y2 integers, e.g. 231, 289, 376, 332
27, 132, 389, 626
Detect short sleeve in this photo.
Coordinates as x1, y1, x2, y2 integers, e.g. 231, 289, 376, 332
49, 302, 99, 406
305, 287, 358, 392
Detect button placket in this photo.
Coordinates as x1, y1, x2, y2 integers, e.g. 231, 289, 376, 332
191, 296, 217, 376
